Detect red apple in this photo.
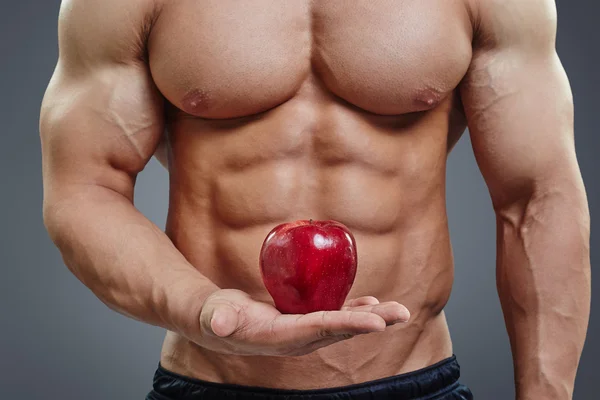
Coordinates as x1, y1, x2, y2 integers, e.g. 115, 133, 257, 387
259, 219, 358, 314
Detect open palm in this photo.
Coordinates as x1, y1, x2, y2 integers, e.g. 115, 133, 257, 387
198, 289, 410, 356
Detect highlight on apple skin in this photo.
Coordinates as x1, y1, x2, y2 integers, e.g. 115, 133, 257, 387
259, 219, 358, 314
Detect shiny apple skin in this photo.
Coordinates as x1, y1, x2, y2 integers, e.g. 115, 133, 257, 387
259, 220, 358, 314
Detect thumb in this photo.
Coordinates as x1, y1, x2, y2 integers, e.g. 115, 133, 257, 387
208, 303, 240, 338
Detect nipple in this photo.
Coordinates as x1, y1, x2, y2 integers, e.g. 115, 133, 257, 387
414, 88, 443, 110
182, 89, 212, 115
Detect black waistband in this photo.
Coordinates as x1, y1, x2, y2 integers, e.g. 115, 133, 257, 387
149, 355, 463, 400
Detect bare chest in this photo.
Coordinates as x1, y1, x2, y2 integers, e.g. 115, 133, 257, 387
148, 0, 473, 119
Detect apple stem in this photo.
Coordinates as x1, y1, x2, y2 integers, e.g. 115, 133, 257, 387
309, 219, 313, 224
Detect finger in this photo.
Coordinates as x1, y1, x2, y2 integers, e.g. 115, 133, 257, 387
272, 310, 386, 346
345, 301, 410, 325
200, 301, 241, 338
343, 296, 380, 309
211, 305, 241, 337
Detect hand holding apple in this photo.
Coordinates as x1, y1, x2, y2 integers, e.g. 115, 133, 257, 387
198, 289, 410, 357
193, 219, 410, 357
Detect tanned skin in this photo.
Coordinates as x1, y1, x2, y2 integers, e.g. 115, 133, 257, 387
41, 0, 590, 398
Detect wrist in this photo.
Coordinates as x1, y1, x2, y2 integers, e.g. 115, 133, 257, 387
160, 275, 220, 340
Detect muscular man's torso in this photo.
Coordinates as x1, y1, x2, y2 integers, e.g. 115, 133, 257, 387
148, 0, 474, 389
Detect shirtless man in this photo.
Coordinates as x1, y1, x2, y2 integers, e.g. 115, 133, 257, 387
40, 0, 590, 399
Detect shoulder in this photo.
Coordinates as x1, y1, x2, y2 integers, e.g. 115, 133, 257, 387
58, 0, 164, 64
465, 0, 557, 51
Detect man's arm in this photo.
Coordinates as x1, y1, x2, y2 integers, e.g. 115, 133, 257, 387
41, 0, 407, 355
461, 0, 590, 398
41, 0, 219, 340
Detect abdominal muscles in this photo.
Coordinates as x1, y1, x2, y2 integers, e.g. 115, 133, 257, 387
165, 84, 455, 319
159, 83, 458, 387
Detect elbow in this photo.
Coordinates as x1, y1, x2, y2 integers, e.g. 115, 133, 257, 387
42, 198, 94, 289
494, 183, 590, 243
43, 202, 62, 247
42, 199, 72, 250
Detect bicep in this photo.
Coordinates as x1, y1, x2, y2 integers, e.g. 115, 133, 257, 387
40, 0, 164, 203
461, 0, 579, 210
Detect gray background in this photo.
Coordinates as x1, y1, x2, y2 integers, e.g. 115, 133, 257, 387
0, 1, 597, 399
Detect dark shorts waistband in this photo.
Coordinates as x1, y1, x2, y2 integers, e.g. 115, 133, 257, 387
147, 355, 473, 400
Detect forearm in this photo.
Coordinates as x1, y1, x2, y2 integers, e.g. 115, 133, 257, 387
44, 184, 220, 341
496, 188, 590, 399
